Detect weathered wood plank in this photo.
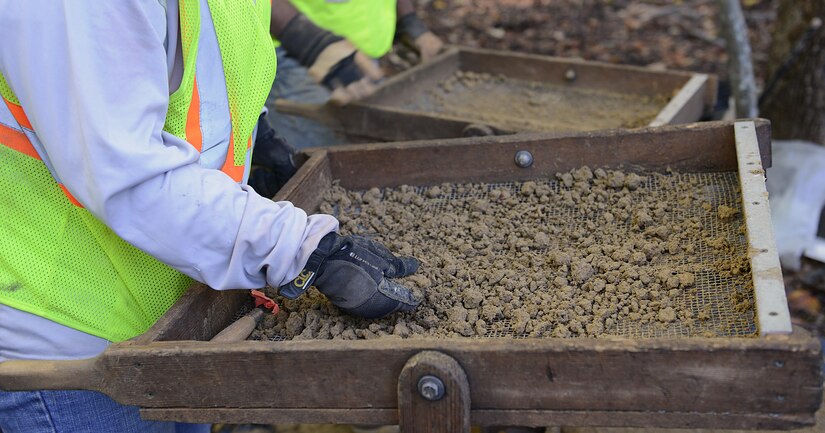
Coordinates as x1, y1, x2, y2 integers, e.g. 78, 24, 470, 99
138, 408, 816, 430
0, 358, 105, 393
565, 391, 824, 431
130, 283, 248, 344
649, 75, 713, 127
324, 120, 771, 190
275, 150, 332, 212
336, 105, 510, 142
735, 121, 791, 335
457, 48, 693, 98
80, 332, 823, 414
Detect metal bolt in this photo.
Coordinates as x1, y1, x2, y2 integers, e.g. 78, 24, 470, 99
774, 360, 785, 368
418, 375, 445, 401
514, 150, 534, 168
564, 68, 577, 82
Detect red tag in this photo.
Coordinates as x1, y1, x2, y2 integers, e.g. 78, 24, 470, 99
250, 289, 279, 315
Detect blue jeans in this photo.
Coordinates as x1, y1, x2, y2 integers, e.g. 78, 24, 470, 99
264, 48, 349, 150
0, 390, 210, 433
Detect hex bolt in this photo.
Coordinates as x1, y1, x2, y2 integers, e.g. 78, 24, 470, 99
418, 375, 445, 401
515, 150, 534, 168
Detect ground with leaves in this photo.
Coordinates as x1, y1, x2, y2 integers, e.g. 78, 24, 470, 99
414, 0, 776, 84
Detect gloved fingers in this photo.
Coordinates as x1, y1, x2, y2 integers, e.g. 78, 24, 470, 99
352, 236, 419, 278
377, 279, 421, 311
354, 51, 384, 82
328, 86, 356, 105
414, 32, 445, 63
328, 78, 377, 105
308, 39, 382, 98
392, 256, 420, 278
343, 281, 419, 319
307, 40, 358, 83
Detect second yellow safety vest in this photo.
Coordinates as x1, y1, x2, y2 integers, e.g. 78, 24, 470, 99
289, 0, 397, 58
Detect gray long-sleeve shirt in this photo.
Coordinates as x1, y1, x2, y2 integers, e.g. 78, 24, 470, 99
0, 0, 338, 360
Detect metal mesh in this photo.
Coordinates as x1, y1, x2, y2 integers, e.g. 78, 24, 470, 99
239, 171, 755, 341
497, 172, 752, 338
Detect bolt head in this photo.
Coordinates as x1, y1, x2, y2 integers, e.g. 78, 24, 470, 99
417, 375, 445, 401
515, 150, 534, 168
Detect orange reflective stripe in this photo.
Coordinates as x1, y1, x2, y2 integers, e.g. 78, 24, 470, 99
220, 133, 246, 182
1, 124, 83, 207
58, 184, 83, 207
186, 77, 203, 152
0, 102, 84, 208
3, 98, 33, 130
0, 123, 39, 160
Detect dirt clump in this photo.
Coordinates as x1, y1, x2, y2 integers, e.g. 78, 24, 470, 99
717, 204, 739, 220
251, 169, 753, 341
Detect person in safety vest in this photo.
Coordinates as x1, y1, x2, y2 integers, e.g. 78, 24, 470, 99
247, 0, 444, 198
0, 1, 421, 432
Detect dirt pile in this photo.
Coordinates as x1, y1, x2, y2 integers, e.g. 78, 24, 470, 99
409, 71, 666, 132
252, 168, 753, 341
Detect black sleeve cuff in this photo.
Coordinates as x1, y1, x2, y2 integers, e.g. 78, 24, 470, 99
279, 14, 343, 66
278, 232, 341, 299
396, 12, 429, 41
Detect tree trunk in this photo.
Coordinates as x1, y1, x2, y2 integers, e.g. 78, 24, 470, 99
717, 0, 758, 118
760, 0, 825, 144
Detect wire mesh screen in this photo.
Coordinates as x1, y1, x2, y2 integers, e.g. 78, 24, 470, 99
242, 171, 755, 341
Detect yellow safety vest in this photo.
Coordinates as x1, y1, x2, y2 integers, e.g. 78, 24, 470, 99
0, 0, 276, 342
289, 0, 396, 58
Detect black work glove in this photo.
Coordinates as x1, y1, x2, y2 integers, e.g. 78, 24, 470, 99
279, 232, 421, 319
249, 115, 297, 198
278, 14, 383, 104
395, 13, 444, 63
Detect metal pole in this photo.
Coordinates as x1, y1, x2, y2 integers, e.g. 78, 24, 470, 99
717, 0, 759, 118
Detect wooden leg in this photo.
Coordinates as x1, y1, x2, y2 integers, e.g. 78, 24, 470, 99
398, 351, 470, 433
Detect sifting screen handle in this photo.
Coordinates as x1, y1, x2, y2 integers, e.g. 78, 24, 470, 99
0, 357, 103, 392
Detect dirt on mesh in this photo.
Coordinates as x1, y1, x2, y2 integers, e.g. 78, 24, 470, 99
407, 71, 667, 132
251, 167, 753, 341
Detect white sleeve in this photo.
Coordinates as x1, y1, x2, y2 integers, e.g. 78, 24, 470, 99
0, 0, 338, 290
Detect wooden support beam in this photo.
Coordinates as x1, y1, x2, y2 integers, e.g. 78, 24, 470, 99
399, 351, 470, 433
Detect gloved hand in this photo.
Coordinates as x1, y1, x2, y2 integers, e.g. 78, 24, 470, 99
249, 115, 297, 198
279, 14, 383, 105
396, 13, 444, 63
279, 232, 421, 319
